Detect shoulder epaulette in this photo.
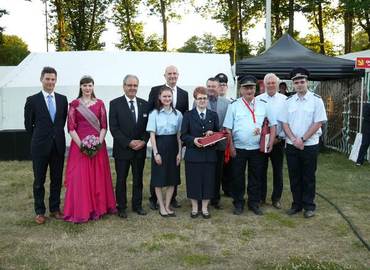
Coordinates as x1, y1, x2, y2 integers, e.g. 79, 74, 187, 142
231, 99, 237, 104
286, 95, 293, 100
259, 98, 267, 103
313, 93, 322, 99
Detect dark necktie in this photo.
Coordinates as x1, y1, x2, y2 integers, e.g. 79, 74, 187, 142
129, 100, 136, 123
200, 112, 205, 121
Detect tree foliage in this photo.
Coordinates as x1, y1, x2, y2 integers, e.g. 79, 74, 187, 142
113, 0, 162, 51
299, 0, 334, 55
146, 0, 182, 51
0, 34, 30, 65
201, 0, 262, 63
48, 0, 111, 51
0, 9, 8, 44
298, 33, 337, 56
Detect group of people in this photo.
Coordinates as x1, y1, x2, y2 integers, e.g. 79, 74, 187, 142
24, 64, 327, 224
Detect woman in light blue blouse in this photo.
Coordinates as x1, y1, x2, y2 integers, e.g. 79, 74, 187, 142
146, 86, 183, 217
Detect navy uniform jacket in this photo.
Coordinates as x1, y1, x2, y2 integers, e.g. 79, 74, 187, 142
148, 84, 189, 114
181, 108, 219, 163
109, 95, 149, 160
24, 91, 68, 158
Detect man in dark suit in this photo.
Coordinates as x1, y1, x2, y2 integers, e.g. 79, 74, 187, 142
148, 65, 189, 209
206, 77, 230, 209
24, 66, 68, 224
356, 102, 370, 165
109, 74, 150, 218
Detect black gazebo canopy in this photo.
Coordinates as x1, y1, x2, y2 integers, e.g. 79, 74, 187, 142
236, 34, 363, 81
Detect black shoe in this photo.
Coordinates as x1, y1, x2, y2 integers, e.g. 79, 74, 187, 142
149, 200, 158, 210
201, 211, 211, 219
304, 210, 315, 218
190, 212, 199, 218
170, 200, 181, 208
233, 207, 243, 215
272, 201, 282, 209
134, 208, 147, 216
249, 206, 263, 216
286, 208, 302, 215
159, 210, 169, 218
118, 210, 128, 219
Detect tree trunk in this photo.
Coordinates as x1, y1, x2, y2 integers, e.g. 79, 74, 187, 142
159, 0, 167, 51
273, 0, 283, 39
344, 8, 353, 53
317, 3, 325, 54
54, 0, 67, 51
288, 0, 294, 35
238, 0, 243, 41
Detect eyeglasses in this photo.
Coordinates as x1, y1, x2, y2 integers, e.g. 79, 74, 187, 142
293, 80, 306, 85
196, 97, 208, 101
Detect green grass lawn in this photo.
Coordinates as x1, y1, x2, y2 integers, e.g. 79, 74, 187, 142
0, 150, 369, 270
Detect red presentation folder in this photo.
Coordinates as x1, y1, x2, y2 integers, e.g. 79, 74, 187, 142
198, 131, 227, 147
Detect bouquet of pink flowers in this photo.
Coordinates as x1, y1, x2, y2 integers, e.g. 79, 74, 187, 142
80, 135, 101, 157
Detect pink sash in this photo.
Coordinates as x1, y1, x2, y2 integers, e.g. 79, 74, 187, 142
76, 101, 101, 133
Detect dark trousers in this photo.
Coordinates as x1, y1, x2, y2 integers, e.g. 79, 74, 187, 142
149, 183, 178, 205
211, 150, 225, 204
32, 142, 64, 215
260, 140, 284, 203
357, 133, 370, 164
285, 144, 319, 211
231, 149, 263, 209
221, 159, 233, 196
115, 157, 145, 212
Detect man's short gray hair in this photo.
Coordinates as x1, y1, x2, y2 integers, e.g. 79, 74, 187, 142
123, 74, 139, 85
263, 73, 280, 85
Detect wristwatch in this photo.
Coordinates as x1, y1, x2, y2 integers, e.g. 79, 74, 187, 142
301, 137, 306, 143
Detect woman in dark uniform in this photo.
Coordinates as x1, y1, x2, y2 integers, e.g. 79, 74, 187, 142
146, 86, 182, 217
181, 87, 219, 218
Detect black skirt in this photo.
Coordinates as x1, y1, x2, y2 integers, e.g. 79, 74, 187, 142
151, 135, 181, 187
185, 162, 216, 200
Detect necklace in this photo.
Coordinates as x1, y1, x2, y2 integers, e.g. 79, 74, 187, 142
80, 98, 92, 106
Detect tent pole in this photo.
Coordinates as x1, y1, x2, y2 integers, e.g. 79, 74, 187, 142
359, 77, 364, 132
265, 0, 271, 50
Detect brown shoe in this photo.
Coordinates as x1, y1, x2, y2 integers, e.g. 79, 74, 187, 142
50, 211, 64, 220
35, 215, 46, 224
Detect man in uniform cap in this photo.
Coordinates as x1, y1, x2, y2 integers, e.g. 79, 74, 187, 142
215, 73, 229, 98
223, 75, 276, 216
278, 67, 327, 218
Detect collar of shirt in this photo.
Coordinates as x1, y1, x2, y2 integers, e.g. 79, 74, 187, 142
125, 95, 137, 104
42, 90, 55, 99
165, 84, 177, 92
295, 90, 311, 101
159, 107, 174, 113
196, 108, 206, 117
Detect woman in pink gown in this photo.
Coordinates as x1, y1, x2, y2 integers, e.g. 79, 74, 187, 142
64, 75, 116, 223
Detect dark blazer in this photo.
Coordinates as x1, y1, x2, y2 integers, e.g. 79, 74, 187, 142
362, 103, 370, 134
181, 108, 219, 163
148, 84, 189, 114
109, 95, 149, 159
24, 91, 68, 158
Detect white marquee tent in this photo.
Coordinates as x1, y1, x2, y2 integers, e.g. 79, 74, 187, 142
0, 51, 234, 148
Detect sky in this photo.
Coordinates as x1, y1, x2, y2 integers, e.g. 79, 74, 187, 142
0, 0, 341, 53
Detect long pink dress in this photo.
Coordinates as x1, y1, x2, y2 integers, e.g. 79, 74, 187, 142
64, 99, 116, 223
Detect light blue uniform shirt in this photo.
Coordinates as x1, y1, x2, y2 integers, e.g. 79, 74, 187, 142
278, 90, 327, 146
223, 97, 277, 150
256, 92, 286, 138
146, 108, 183, 135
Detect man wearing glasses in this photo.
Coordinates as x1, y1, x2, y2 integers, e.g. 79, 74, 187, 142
223, 75, 276, 216
279, 68, 327, 218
